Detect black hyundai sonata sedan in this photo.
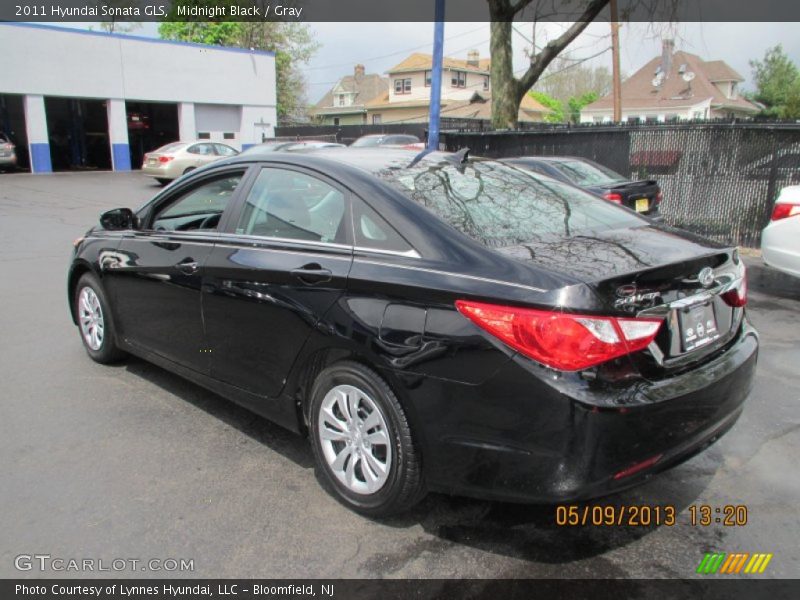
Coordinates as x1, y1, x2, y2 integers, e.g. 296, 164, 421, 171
68, 148, 757, 516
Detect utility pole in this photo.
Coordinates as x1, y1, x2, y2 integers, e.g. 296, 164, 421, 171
610, 0, 622, 122
427, 0, 445, 151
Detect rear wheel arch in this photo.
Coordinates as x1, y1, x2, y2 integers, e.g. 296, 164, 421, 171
288, 347, 425, 447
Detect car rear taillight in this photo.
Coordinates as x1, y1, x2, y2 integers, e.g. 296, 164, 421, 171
721, 268, 747, 308
158, 156, 173, 163
603, 192, 623, 204
655, 191, 663, 205
770, 202, 800, 221
455, 300, 663, 371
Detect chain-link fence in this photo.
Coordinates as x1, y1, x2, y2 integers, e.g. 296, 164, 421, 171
442, 123, 800, 248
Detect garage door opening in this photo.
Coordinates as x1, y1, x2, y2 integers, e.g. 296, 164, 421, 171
0, 94, 29, 171
44, 97, 111, 171
126, 101, 179, 169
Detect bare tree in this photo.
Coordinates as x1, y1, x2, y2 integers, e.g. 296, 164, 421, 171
488, 0, 610, 128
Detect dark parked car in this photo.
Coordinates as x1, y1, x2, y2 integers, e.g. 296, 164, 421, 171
350, 134, 421, 148
68, 149, 756, 516
504, 156, 663, 219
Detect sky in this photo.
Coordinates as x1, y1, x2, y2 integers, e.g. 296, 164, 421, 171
58, 21, 800, 105
301, 22, 800, 103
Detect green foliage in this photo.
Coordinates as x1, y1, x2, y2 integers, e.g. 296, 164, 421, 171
158, 1, 319, 121
529, 91, 565, 123
749, 44, 800, 119
567, 91, 599, 124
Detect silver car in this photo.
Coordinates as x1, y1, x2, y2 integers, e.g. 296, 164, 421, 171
141, 141, 238, 185
0, 132, 17, 170
762, 185, 800, 278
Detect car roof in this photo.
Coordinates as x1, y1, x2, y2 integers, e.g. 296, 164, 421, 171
217, 147, 457, 176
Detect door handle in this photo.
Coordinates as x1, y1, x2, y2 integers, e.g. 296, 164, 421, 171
290, 263, 332, 285
176, 260, 199, 275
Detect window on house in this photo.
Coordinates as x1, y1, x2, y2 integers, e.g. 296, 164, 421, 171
394, 78, 411, 94
483, 75, 490, 90
197, 132, 211, 140
333, 117, 340, 126
372, 114, 382, 124
451, 71, 467, 88
424, 70, 432, 87
223, 132, 235, 140
338, 95, 345, 106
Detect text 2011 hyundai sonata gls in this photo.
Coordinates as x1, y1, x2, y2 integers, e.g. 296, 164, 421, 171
68, 148, 757, 516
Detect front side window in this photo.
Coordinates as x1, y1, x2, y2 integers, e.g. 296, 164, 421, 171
151, 173, 244, 232
382, 161, 644, 248
236, 168, 346, 244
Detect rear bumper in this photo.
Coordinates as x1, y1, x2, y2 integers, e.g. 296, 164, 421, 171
762, 222, 800, 278
141, 164, 176, 179
410, 320, 758, 503
0, 154, 17, 166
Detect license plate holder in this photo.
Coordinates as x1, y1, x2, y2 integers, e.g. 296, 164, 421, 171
678, 301, 720, 352
635, 197, 649, 212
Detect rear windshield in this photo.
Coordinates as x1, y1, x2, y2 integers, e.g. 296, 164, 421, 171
550, 159, 627, 186
154, 142, 186, 153
382, 160, 645, 248
351, 136, 382, 148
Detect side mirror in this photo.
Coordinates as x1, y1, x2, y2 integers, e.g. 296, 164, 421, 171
99, 208, 138, 231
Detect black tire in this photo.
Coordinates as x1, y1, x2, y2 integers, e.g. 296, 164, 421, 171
73, 272, 126, 364
309, 361, 425, 517
156, 178, 171, 186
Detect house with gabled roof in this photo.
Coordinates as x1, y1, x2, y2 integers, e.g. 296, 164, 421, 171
310, 65, 389, 125
363, 51, 549, 124
580, 40, 759, 123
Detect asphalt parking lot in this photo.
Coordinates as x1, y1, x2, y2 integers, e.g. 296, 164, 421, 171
1, 171, 798, 579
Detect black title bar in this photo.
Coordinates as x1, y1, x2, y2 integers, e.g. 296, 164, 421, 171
3, 0, 800, 23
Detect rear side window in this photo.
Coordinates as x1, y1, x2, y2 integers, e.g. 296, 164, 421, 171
236, 168, 346, 243
352, 198, 415, 255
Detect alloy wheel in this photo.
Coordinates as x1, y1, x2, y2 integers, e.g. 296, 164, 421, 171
78, 286, 104, 351
317, 384, 392, 495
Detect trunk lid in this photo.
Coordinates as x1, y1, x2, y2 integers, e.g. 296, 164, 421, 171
496, 224, 746, 368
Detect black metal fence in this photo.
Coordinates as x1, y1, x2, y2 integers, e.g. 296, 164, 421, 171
441, 122, 800, 248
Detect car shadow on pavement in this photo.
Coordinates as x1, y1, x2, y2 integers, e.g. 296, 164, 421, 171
121, 356, 316, 470
119, 355, 720, 566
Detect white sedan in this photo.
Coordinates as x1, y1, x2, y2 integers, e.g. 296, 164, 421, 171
762, 185, 800, 278
141, 141, 238, 185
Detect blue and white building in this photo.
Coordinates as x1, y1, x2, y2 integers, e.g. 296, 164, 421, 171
0, 23, 277, 173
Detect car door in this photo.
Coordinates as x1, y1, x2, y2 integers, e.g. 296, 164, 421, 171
202, 165, 353, 398
103, 167, 250, 372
